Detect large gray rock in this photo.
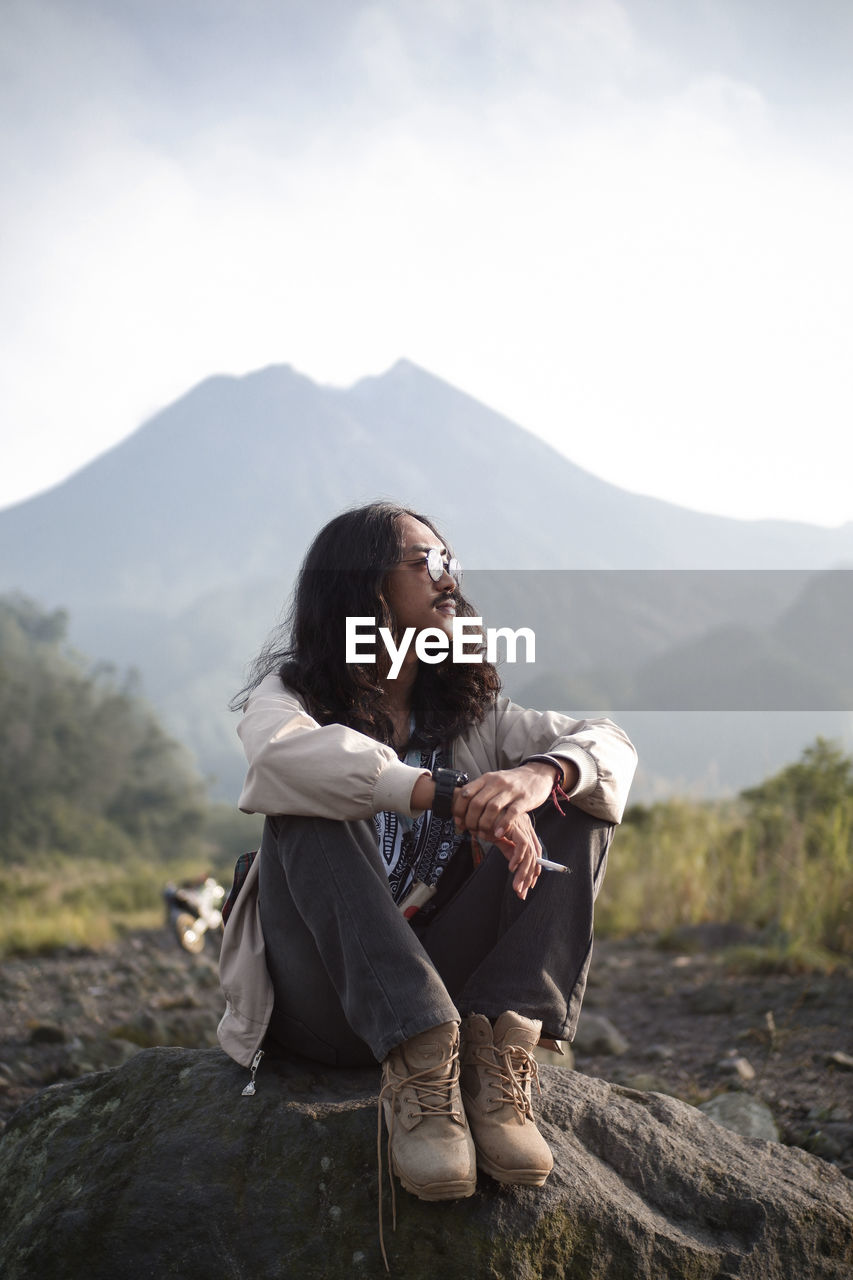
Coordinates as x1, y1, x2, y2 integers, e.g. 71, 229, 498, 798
572, 1012, 629, 1056
700, 1091, 780, 1142
0, 1047, 850, 1279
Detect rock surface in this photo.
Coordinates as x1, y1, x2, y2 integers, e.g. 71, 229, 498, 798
699, 1091, 780, 1142
574, 934, 853, 1176
1, 929, 851, 1175
572, 1012, 629, 1056
1, 1047, 850, 1280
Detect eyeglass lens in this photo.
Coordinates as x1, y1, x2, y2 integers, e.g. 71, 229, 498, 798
426, 548, 461, 582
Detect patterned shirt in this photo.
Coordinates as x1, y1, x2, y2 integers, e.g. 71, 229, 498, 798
373, 742, 464, 904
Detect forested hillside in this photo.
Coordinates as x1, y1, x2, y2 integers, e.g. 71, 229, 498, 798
0, 594, 207, 865
0, 594, 261, 953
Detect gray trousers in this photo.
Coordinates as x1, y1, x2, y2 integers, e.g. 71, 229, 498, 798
258, 803, 612, 1066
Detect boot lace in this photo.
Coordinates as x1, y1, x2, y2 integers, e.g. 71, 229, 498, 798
376, 1049, 463, 1271
479, 1041, 542, 1118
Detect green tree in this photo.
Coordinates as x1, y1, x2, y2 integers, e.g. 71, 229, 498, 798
738, 737, 853, 951
742, 737, 853, 824
0, 593, 206, 863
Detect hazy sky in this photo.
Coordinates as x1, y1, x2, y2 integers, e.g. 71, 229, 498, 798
2, 0, 852, 524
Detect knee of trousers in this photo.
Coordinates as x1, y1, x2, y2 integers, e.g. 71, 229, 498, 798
261, 813, 391, 888
533, 803, 614, 889
534, 802, 613, 850
264, 812, 380, 853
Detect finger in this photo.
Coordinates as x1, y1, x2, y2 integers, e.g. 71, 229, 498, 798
498, 845, 516, 870
456, 786, 492, 830
517, 845, 542, 893
451, 790, 467, 822
472, 792, 513, 835
494, 835, 518, 868
493, 800, 529, 839
514, 866, 538, 898
453, 777, 490, 827
511, 849, 533, 889
513, 869, 532, 900
513, 854, 535, 886
454, 796, 489, 834
458, 776, 492, 805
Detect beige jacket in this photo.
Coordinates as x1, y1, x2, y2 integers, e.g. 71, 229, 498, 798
218, 672, 637, 1067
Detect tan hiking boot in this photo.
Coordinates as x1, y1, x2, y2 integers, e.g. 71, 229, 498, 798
379, 1020, 477, 1202
460, 1011, 554, 1186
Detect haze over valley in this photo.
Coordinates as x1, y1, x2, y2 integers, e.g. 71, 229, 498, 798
2, 360, 851, 802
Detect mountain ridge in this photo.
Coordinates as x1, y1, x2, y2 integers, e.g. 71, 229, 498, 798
5, 360, 853, 566
1, 359, 850, 799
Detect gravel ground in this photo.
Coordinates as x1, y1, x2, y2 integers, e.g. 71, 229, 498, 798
575, 929, 853, 1174
1, 925, 850, 1176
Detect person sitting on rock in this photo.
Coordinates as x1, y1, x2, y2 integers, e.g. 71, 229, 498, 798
218, 501, 637, 1225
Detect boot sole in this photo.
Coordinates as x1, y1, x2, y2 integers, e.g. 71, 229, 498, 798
476, 1154, 552, 1186
391, 1161, 476, 1201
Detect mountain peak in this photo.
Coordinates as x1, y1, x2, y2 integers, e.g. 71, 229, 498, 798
385, 357, 428, 379
349, 357, 428, 393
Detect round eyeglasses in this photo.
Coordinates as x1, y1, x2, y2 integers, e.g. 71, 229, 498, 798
401, 548, 462, 582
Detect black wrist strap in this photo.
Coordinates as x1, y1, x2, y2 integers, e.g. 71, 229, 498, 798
522, 754, 567, 787
431, 767, 467, 820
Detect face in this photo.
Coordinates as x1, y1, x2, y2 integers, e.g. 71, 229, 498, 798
385, 514, 458, 640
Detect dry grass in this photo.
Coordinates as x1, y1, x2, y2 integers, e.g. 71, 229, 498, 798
0, 855, 229, 957
598, 794, 852, 967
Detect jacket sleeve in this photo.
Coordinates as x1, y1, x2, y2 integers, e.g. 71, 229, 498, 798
464, 698, 638, 825
236, 672, 430, 819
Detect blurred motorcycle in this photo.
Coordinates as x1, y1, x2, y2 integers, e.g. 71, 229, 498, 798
163, 876, 225, 953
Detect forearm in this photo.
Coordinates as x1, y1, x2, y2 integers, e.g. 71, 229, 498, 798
472, 698, 637, 823
410, 773, 436, 813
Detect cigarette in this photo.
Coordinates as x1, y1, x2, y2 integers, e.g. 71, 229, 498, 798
536, 856, 568, 874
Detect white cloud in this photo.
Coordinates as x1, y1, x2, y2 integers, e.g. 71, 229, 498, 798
1, 0, 852, 524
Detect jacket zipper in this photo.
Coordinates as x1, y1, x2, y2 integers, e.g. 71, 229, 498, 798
241, 1047, 264, 1096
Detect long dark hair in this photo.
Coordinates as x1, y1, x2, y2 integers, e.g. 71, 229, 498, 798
232, 501, 500, 748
